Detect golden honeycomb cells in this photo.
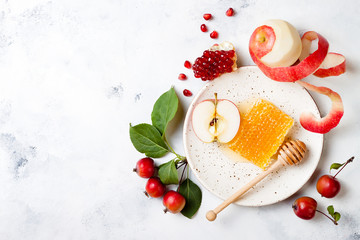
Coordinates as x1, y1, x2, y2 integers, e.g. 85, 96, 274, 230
228, 99, 294, 170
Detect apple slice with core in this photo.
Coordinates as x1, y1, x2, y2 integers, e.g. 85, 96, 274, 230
297, 80, 344, 134
192, 93, 240, 143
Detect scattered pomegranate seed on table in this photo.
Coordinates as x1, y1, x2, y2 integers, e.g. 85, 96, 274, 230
226, 8, 234, 16
203, 13, 212, 20
184, 60, 192, 69
183, 89, 193, 97
178, 73, 187, 80
200, 24, 208, 32
210, 31, 218, 39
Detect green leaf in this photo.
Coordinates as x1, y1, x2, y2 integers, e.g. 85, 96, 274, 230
330, 163, 344, 171
158, 160, 178, 184
334, 212, 341, 222
151, 87, 179, 136
129, 123, 169, 158
178, 178, 202, 219
327, 205, 335, 217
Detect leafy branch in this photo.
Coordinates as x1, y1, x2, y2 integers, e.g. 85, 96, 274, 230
129, 87, 202, 219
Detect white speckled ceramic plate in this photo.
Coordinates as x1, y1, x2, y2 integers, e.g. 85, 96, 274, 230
183, 66, 323, 206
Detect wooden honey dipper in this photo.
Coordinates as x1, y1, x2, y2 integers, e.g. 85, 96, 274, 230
206, 139, 307, 221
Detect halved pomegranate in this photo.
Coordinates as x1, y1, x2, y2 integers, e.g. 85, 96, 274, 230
192, 42, 237, 81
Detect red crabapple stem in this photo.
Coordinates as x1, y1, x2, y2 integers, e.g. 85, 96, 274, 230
176, 161, 187, 169
316, 210, 338, 225
333, 156, 354, 179
178, 162, 188, 187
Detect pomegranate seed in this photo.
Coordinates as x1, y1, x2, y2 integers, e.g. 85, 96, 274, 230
178, 73, 187, 80
192, 49, 235, 81
210, 31, 218, 39
183, 89, 192, 97
203, 13, 212, 20
184, 60, 192, 69
226, 8, 234, 16
200, 24, 207, 32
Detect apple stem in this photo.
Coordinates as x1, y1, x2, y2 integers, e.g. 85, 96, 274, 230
144, 191, 150, 198
316, 210, 338, 225
333, 156, 354, 179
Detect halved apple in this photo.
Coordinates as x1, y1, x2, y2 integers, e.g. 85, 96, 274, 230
192, 94, 240, 143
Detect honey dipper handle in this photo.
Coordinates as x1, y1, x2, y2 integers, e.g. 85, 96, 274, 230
206, 160, 284, 221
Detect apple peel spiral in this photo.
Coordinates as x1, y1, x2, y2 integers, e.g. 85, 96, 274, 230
249, 19, 346, 134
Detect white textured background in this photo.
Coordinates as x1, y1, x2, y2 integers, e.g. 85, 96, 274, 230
0, 0, 359, 239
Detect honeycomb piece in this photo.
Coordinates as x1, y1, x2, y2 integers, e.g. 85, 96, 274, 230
228, 99, 294, 169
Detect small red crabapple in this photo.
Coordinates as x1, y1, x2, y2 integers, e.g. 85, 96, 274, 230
292, 196, 317, 220
145, 177, 166, 198
316, 156, 354, 198
133, 157, 155, 178
163, 190, 186, 214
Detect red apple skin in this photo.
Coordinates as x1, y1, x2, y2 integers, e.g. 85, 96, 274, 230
292, 197, 317, 220
316, 175, 341, 198
249, 31, 329, 82
298, 81, 344, 134
313, 53, 346, 78
249, 25, 276, 58
300, 108, 343, 134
